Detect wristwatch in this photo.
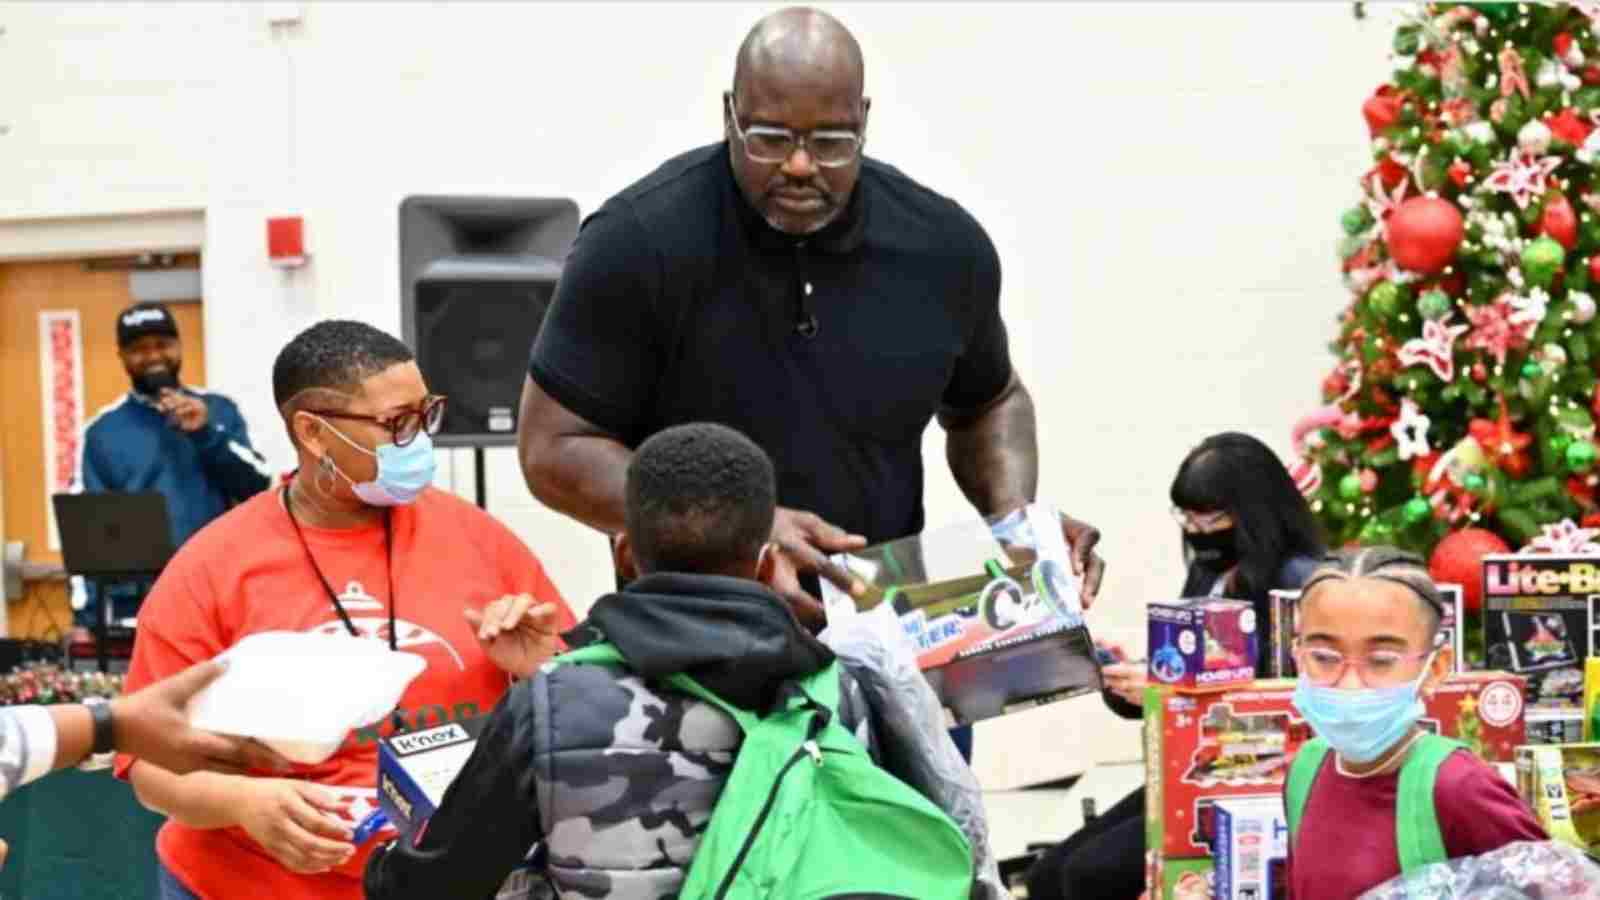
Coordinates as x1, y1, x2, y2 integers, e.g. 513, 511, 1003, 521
84, 698, 115, 756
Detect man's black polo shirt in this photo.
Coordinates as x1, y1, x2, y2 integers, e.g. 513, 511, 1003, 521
529, 142, 1011, 545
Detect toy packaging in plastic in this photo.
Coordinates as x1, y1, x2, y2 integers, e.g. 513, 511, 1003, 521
1516, 742, 1600, 860
1146, 855, 1214, 900
377, 717, 545, 899
1482, 554, 1600, 712
821, 503, 1101, 725
1268, 584, 1464, 679
1586, 658, 1600, 742
1148, 600, 1257, 694
1529, 707, 1586, 746
1212, 796, 1288, 900
1356, 840, 1600, 900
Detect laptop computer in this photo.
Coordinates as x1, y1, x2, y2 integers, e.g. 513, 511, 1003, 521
52, 492, 175, 578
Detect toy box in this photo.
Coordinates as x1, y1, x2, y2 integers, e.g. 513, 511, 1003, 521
1148, 855, 1216, 900
821, 504, 1102, 725
377, 718, 543, 899
1148, 600, 1257, 694
1530, 707, 1586, 745
1213, 796, 1288, 900
1482, 555, 1600, 711
1268, 584, 1464, 678
1515, 742, 1600, 859
1145, 682, 1308, 860
1146, 673, 1525, 861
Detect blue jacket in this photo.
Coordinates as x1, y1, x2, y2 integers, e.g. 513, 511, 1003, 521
72, 387, 272, 621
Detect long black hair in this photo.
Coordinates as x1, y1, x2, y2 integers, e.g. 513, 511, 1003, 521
1169, 432, 1325, 597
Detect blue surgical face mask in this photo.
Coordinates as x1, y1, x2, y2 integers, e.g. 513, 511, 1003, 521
320, 419, 436, 507
1293, 653, 1435, 765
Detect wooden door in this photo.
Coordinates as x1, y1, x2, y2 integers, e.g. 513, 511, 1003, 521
0, 258, 206, 639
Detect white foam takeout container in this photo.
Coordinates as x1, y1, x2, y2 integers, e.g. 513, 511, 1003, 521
186, 631, 427, 765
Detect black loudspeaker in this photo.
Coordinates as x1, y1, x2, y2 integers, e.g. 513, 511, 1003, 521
399, 196, 580, 447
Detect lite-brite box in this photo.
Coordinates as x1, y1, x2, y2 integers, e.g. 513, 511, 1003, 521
821, 504, 1101, 725
1145, 682, 1309, 860
1268, 585, 1464, 678
1482, 555, 1599, 711
1148, 600, 1257, 693
377, 718, 545, 900
1515, 742, 1600, 859
1587, 657, 1600, 741
1212, 796, 1288, 900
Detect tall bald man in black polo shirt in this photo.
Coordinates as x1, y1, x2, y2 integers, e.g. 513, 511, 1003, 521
519, 8, 1105, 726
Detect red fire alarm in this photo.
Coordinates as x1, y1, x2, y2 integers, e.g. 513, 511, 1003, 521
267, 216, 308, 267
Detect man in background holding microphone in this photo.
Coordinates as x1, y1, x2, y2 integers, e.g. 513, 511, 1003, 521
72, 301, 273, 628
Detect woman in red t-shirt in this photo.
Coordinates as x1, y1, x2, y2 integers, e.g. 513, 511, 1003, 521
118, 321, 575, 900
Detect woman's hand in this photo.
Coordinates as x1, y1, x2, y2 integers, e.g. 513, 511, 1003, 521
235, 779, 355, 874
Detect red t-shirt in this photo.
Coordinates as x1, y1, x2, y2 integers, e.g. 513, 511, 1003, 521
1286, 750, 1547, 899
115, 487, 574, 900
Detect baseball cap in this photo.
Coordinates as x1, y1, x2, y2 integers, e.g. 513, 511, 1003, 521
116, 302, 179, 348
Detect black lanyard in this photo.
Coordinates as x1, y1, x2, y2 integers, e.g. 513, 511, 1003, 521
281, 483, 398, 653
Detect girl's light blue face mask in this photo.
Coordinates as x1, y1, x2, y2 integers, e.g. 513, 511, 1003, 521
1292, 650, 1437, 765
319, 418, 436, 507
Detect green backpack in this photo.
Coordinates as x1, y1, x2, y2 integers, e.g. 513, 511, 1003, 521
554, 642, 975, 900
1284, 734, 1466, 874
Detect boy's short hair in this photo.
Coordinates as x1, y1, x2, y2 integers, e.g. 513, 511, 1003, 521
1299, 546, 1444, 640
625, 423, 777, 574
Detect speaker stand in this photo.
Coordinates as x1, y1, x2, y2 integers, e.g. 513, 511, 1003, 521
473, 446, 489, 510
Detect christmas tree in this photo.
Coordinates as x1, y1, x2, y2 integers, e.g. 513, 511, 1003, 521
1295, 2, 1600, 591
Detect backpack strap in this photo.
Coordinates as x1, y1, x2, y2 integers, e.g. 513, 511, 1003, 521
1395, 734, 1464, 873
551, 643, 627, 667
1284, 737, 1331, 849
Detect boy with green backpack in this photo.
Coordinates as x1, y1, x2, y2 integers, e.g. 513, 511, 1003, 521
1283, 547, 1545, 898
365, 423, 981, 900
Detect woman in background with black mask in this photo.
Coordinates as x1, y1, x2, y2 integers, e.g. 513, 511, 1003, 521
1025, 431, 1324, 900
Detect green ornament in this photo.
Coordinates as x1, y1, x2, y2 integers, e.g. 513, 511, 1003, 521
1523, 360, 1543, 380
1367, 282, 1404, 319
1569, 439, 1599, 472
1339, 472, 1364, 501
1393, 28, 1422, 57
1342, 206, 1375, 236
1402, 496, 1433, 525
1418, 290, 1453, 321
1523, 236, 1568, 289
1463, 472, 1488, 493
1551, 433, 1574, 457
1339, 234, 1367, 261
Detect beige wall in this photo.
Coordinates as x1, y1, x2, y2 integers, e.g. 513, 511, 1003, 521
0, 1, 1395, 787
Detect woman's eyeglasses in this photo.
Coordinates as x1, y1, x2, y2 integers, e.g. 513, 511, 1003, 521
302, 395, 447, 448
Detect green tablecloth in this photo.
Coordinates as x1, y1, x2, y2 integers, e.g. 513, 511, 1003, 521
0, 768, 162, 900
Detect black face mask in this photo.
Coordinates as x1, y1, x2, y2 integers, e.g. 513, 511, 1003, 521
131, 367, 178, 397
1185, 528, 1240, 570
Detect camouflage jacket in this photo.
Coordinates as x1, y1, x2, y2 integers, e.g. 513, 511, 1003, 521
365, 572, 875, 900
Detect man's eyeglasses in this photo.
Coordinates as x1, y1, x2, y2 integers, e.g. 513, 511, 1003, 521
726, 96, 864, 168
303, 395, 447, 448
1293, 641, 1434, 688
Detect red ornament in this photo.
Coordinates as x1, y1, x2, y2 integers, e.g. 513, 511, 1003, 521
1584, 513, 1600, 530
1413, 451, 1443, 490
1539, 192, 1580, 250
1568, 475, 1596, 508
1386, 196, 1465, 274
1471, 361, 1488, 383
1322, 370, 1350, 401
1363, 87, 1405, 137
1588, 255, 1600, 284
1591, 383, 1600, 420
1448, 159, 1473, 189
1546, 108, 1594, 148
1379, 155, 1409, 189
1556, 32, 1575, 58
1344, 242, 1380, 273
1587, 65, 1600, 86
1429, 528, 1511, 613
1468, 398, 1534, 479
